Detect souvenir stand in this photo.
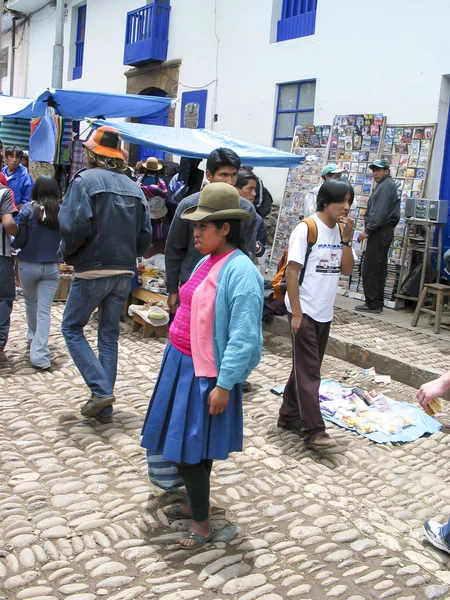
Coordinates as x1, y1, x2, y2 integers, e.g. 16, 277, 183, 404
378, 124, 437, 307
270, 125, 331, 268
326, 113, 385, 299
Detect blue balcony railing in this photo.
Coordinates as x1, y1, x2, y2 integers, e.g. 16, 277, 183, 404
124, 1, 170, 66
277, 9, 317, 42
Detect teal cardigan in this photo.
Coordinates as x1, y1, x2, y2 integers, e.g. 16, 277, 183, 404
194, 249, 264, 390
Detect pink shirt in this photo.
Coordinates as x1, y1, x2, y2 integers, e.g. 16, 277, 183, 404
170, 251, 232, 355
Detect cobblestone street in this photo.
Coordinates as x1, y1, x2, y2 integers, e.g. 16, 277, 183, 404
2, 300, 450, 600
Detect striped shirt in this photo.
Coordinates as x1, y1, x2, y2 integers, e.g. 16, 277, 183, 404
0, 186, 16, 257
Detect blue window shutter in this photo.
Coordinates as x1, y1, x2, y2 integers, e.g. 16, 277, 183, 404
73, 5, 86, 80
277, 0, 317, 41
181, 90, 208, 129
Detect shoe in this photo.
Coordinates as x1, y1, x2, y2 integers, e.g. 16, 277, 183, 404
179, 527, 214, 550
94, 413, 113, 424
305, 433, 337, 449
423, 520, 450, 555
277, 420, 304, 438
242, 381, 252, 393
355, 304, 382, 314
33, 364, 51, 371
0, 350, 7, 364
80, 394, 115, 417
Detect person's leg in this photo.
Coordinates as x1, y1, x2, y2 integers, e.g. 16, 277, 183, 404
424, 519, 450, 555
376, 228, 393, 309
18, 261, 39, 345
31, 263, 60, 368
278, 314, 304, 432
177, 461, 212, 547
279, 314, 327, 442
361, 232, 383, 310
0, 256, 15, 358
95, 275, 131, 420
61, 277, 115, 403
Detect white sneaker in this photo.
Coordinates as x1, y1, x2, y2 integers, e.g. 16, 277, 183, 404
423, 520, 450, 555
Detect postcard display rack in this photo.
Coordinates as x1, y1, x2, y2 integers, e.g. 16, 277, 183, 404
270, 125, 331, 267
327, 114, 385, 299
379, 124, 436, 306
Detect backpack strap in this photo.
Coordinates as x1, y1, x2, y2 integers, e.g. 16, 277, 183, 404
298, 216, 318, 286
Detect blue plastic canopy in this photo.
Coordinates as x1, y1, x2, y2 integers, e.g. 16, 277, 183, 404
0, 88, 173, 119
92, 119, 304, 168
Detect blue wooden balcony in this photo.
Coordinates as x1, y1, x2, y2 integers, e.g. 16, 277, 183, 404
124, 1, 171, 67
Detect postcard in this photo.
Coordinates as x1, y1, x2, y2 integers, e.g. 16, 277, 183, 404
365, 114, 374, 125
350, 161, 359, 172
417, 156, 428, 167
363, 183, 372, 194
365, 175, 373, 184
399, 156, 409, 167
385, 127, 395, 140
342, 162, 351, 171
351, 152, 360, 161
394, 179, 404, 190
354, 184, 363, 194
361, 136, 371, 151
402, 128, 413, 143
424, 126, 434, 140
370, 125, 380, 136
353, 135, 362, 150
356, 174, 365, 184
416, 168, 426, 179
371, 136, 380, 150
348, 173, 357, 183
413, 179, 423, 192
383, 141, 393, 154
405, 168, 415, 178
368, 151, 378, 162
391, 154, 400, 166
420, 143, 430, 156
394, 128, 404, 143
358, 163, 367, 173
403, 179, 413, 191
395, 143, 408, 154
413, 127, 424, 140
359, 152, 369, 161
389, 167, 398, 178
374, 114, 383, 125
356, 116, 365, 128
397, 167, 407, 177
330, 139, 338, 150
338, 137, 346, 149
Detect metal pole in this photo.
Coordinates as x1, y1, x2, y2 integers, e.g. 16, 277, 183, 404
9, 16, 15, 96
51, 0, 64, 88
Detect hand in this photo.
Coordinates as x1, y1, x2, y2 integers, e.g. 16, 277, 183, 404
256, 242, 261, 254
291, 312, 303, 335
416, 376, 448, 411
168, 293, 179, 314
208, 386, 230, 415
357, 231, 369, 244
339, 215, 354, 242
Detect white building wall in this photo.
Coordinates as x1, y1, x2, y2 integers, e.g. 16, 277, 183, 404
23, 0, 450, 202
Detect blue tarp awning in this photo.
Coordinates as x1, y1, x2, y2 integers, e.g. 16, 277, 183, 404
0, 88, 173, 119
92, 119, 304, 168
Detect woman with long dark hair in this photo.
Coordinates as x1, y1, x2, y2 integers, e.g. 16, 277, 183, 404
12, 175, 61, 369
141, 182, 264, 550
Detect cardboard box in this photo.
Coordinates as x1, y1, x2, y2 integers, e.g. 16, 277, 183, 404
54, 276, 72, 301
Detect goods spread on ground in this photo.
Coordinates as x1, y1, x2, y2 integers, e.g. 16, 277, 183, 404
137, 255, 166, 294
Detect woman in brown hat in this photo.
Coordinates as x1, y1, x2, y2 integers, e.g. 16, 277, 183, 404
139, 156, 168, 201
141, 182, 264, 550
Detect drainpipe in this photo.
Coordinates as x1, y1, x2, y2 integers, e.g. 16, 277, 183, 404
9, 15, 15, 96
52, 0, 64, 88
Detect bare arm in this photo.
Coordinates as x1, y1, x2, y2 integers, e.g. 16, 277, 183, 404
339, 216, 355, 276
417, 370, 450, 410
2, 213, 18, 237
285, 261, 303, 334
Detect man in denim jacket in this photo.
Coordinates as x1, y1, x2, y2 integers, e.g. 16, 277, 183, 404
59, 126, 152, 423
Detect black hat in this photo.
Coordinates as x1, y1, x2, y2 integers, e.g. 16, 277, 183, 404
369, 159, 390, 170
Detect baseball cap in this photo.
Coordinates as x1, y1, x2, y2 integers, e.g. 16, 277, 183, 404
322, 163, 344, 177
369, 159, 390, 170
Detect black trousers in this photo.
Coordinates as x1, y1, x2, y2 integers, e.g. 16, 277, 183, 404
0, 256, 15, 351
177, 459, 213, 522
362, 227, 394, 310
279, 314, 331, 442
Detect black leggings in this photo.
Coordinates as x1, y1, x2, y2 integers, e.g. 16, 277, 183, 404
177, 459, 213, 522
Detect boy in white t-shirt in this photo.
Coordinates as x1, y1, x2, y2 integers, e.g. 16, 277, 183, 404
278, 179, 355, 449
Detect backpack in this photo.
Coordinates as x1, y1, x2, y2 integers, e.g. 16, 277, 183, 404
255, 177, 273, 218
272, 217, 343, 301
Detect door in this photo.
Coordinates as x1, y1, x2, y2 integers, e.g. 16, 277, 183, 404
438, 105, 450, 274
138, 108, 169, 162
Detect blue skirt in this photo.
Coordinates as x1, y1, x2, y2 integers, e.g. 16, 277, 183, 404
141, 343, 243, 464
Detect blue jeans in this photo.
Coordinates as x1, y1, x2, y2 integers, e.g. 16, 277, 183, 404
19, 261, 60, 368
61, 274, 131, 418
441, 520, 450, 547
0, 256, 15, 351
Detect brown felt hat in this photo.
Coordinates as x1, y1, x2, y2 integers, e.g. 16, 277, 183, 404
181, 182, 252, 222
83, 126, 128, 160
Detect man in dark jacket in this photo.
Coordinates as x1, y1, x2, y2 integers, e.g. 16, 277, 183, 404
59, 126, 152, 423
165, 148, 258, 313
355, 159, 400, 314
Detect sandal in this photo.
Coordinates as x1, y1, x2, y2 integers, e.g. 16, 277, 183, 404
163, 503, 191, 519
179, 527, 214, 550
